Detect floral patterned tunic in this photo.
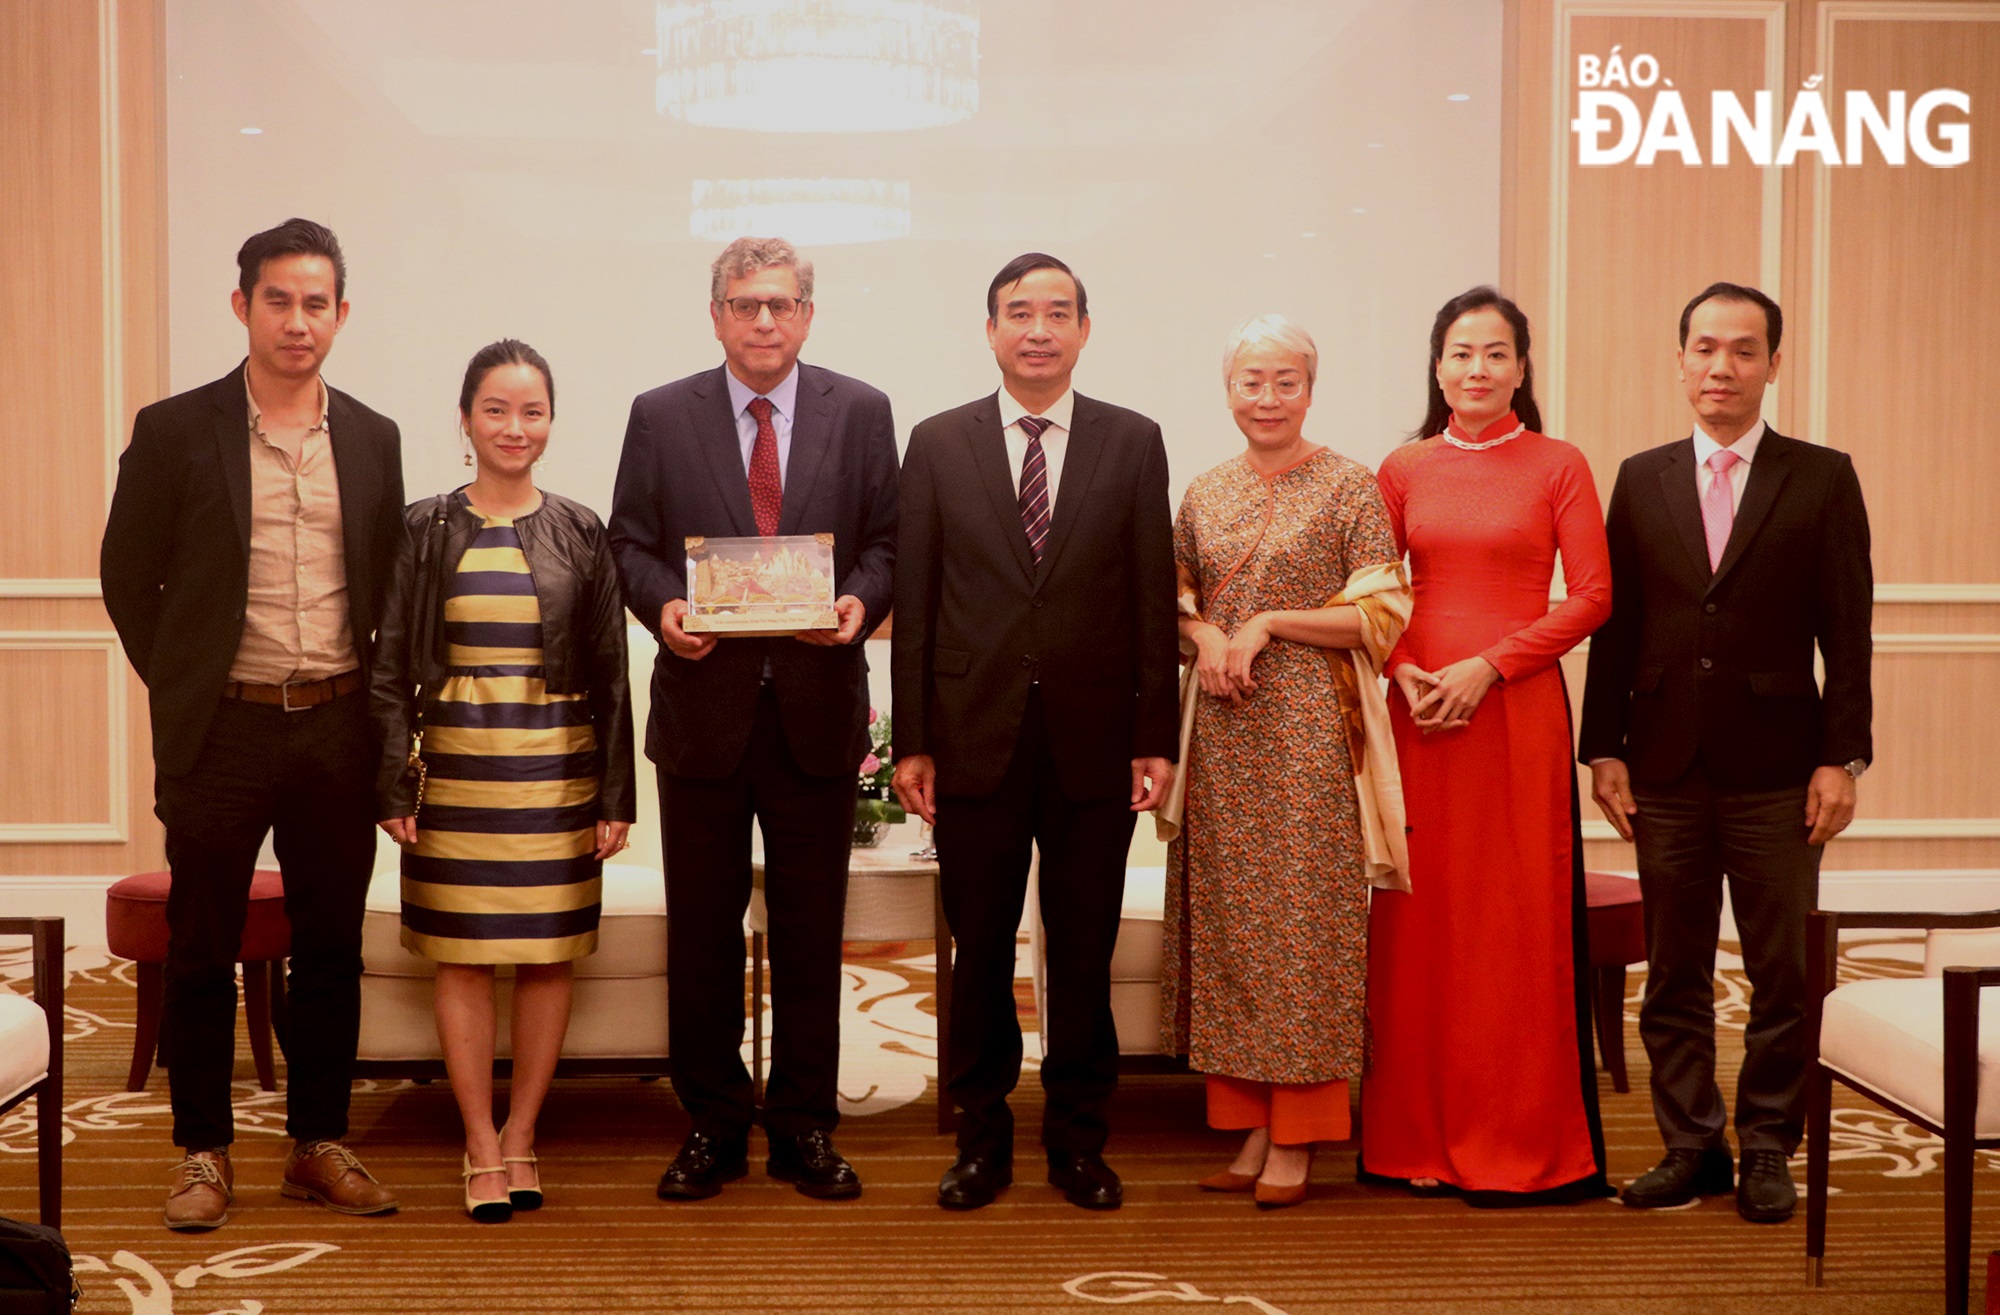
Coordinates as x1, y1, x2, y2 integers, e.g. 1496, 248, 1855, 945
1161, 447, 1399, 1084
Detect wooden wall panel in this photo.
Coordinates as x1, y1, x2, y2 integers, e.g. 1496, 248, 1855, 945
0, 643, 115, 829
1812, 9, 2000, 583
0, 3, 111, 581
1868, 651, 2000, 818
0, 0, 166, 879
1552, 7, 1785, 491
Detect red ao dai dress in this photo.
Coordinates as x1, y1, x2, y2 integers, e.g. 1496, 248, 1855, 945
1162, 448, 1400, 1142
1361, 412, 1614, 1201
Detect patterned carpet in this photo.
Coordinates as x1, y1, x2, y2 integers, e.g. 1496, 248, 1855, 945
0, 935, 1990, 1314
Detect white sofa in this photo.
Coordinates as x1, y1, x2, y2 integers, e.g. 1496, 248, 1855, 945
354, 864, 669, 1076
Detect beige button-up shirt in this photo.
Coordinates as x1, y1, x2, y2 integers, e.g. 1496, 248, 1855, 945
227, 376, 356, 684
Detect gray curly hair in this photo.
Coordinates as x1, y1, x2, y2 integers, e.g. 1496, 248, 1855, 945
710, 236, 815, 304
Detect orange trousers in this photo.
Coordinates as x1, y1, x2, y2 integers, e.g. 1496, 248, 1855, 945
1205, 1074, 1351, 1145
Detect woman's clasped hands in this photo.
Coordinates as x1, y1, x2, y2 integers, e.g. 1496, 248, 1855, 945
1393, 655, 1502, 733
1190, 615, 1273, 703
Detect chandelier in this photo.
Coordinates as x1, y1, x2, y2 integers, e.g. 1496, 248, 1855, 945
691, 178, 913, 245
656, 0, 980, 133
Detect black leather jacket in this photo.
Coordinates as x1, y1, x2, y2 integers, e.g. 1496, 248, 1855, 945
369, 489, 636, 822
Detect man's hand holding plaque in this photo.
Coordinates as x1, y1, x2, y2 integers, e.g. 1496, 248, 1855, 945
795, 594, 865, 646
659, 598, 718, 661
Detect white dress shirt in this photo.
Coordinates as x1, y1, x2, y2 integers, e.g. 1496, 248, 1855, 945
1692, 418, 1765, 512
997, 387, 1075, 513
725, 363, 799, 487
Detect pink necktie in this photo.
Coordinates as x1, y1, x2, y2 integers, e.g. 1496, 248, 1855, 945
1702, 448, 1742, 571
747, 397, 782, 536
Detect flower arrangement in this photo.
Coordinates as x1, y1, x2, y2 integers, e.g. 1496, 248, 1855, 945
854, 707, 905, 846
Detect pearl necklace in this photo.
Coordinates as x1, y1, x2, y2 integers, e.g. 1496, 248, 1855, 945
1441, 419, 1526, 452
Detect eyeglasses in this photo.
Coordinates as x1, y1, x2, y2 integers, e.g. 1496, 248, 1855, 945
1231, 375, 1306, 401
719, 296, 809, 322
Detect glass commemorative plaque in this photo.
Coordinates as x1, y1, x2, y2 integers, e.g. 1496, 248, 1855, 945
683, 533, 838, 636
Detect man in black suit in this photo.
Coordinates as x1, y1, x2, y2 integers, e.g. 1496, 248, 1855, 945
610, 237, 897, 1201
101, 218, 405, 1230
892, 253, 1178, 1211
1580, 282, 1873, 1224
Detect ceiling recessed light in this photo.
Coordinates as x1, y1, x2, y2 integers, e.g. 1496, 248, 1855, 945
1351, 207, 1367, 215
1367, 142, 1386, 149
1447, 93, 1471, 102
641, 47, 658, 55
1263, 252, 1276, 259
240, 127, 263, 135
1300, 231, 1318, 238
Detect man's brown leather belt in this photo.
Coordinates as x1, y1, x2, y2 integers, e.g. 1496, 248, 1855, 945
221, 669, 364, 711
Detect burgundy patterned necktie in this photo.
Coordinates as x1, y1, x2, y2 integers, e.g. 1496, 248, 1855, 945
1018, 415, 1052, 564
747, 396, 782, 536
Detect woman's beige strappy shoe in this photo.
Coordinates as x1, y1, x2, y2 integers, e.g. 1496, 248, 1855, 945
462, 1155, 511, 1223
504, 1153, 542, 1211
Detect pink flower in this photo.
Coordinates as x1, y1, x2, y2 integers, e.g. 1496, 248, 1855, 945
868, 707, 880, 724
859, 753, 881, 776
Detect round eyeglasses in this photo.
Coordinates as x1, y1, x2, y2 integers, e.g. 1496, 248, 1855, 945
1231, 375, 1306, 401
719, 296, 808, 322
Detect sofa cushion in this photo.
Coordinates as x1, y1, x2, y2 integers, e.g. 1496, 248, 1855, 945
1110, 865, 1165, 983
0, 991, 50, 1108
1110, 981, 1163, 1056
362, 863, 667, 979
358, 973, 668, 1062
1819, 977, 2000, 1136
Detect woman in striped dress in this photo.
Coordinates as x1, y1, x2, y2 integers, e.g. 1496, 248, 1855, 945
372, 340, 635, 1221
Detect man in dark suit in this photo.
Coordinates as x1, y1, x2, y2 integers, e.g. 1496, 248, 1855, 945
610, 237, 897, 1201
1580, 282, 1873, 1224
101, 218, 405, 1230
891, 253, 1178, 1211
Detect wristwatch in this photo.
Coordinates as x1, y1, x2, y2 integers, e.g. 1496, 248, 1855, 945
1842, 758, 1868, 780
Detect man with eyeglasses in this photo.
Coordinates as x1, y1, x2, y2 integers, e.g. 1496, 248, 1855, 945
891, 252, 1177, 1210
609, 236, 899, 1202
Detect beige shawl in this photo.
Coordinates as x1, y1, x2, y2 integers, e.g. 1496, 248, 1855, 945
1155, 559, 1413, 893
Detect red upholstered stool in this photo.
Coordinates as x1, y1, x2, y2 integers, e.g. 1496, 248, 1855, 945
1585, 871, 1647, 1094
105, 869, 290, 1093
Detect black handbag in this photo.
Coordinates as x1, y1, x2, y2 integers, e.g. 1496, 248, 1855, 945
0, 1215, 79, 1314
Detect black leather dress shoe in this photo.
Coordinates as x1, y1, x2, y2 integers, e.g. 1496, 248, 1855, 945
1620, 1147, 1734, 1209
655, 1132, 748, 1201
1736, 1149, 1797, 1223
937, 1152, 1012, 1210
767, 1129, 861, 1200
1047, 1152, 1122, 1210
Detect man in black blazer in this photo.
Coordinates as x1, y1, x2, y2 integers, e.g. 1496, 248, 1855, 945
101, 219, 405, 1230
610, 237, 897, 1201
1580, 282, 1873, 1224
892, 253, 1178, 1211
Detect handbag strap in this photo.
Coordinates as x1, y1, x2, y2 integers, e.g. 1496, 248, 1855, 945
410, 494, 453, 724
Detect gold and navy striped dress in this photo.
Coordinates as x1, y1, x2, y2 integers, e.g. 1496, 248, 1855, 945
401, 504, 602, 964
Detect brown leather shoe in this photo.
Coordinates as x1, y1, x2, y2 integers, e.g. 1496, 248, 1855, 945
164, 1149, 233, 1231
281, 1140, 399, 1215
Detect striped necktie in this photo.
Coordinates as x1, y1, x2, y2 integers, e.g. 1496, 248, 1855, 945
1017, 415, 1052, 564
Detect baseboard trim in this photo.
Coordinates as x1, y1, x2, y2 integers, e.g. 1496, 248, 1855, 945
1586, 869, 2000, 941
0, 875, 118, 945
